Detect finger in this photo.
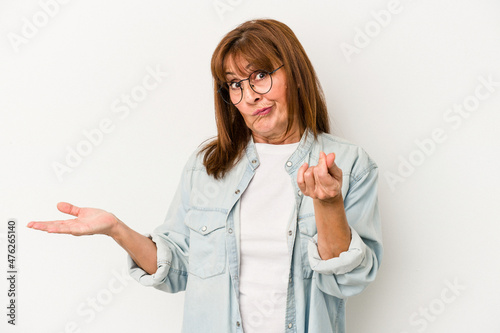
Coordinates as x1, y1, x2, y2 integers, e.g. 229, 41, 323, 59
303, 166, 316, 195
297, 162, 308, 192
314, 152, 333, 185
316, 151, 329, 178
326, 153, 342, 179
314, 164, 335, 189
313, 169, 336, 202
326, 152, 335, 167
325, 152, 335, 171
44, 221, 81, 234
57, 202, 81, 217
27, 219, 74, 232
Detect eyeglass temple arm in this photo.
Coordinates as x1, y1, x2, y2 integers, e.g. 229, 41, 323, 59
270, 64, 285, 75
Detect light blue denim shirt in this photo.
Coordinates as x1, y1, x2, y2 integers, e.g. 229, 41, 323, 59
128, 129, 383, 333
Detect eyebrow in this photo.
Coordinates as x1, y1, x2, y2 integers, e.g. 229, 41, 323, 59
225, 63, 255, 77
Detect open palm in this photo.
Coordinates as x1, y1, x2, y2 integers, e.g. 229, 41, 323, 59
27, 202, 117, 236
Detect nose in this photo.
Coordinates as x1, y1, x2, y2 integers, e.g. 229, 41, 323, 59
241, 80, 261, 104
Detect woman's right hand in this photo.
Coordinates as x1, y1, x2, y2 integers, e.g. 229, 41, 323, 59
27, 202, 119, 237
28, 201, 158, 274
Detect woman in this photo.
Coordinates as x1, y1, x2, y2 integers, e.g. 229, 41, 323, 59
28, 19, 383, 333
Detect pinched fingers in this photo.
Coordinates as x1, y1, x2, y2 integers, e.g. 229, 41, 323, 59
297, 151, 342, 201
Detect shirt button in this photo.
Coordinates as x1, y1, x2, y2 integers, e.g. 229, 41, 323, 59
235, 189, 240, 194
289, 277, 292, 283
201, 226, 207, 232
228, 228, 233, 234
288, 230, 292, 236
286, 161, 292, 167
297, 189, 302, 196
236, 321, 241, 327
288, 322, 293, 328
251, 159, 257, 164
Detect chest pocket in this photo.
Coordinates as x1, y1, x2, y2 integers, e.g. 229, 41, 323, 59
185, 209, 227, 279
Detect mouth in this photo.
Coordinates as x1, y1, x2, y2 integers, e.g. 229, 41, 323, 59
252, 106, 272, 116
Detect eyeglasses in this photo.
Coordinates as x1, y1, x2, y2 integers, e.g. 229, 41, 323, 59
217, 65, 284, 105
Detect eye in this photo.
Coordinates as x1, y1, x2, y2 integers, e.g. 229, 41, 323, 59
253, 71, 268, 81
228, 81, 241, 90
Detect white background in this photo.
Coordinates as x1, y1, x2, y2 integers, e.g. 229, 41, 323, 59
1, 0, 500, 332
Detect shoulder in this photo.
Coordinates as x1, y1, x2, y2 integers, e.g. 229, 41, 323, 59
175, 146, 212, 185
314, 132, 378, 184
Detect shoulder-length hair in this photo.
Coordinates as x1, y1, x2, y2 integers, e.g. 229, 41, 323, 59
199, 19, 330, 179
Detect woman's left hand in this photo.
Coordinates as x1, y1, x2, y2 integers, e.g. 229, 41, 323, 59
297, 151, 343, 204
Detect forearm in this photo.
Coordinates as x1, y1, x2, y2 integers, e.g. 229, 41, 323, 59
110, 219, 158, 274
313, 197, 351, 260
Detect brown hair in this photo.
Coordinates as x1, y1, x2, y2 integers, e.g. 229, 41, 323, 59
199, 19, 330, 179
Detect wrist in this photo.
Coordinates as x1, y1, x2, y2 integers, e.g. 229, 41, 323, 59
313, 194, 343, 207
107, 216, 125, 239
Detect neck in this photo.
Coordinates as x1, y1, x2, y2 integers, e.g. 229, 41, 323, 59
252, 124, 304, 144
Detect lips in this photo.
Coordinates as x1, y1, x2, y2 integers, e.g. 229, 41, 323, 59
252, 107, 272, 116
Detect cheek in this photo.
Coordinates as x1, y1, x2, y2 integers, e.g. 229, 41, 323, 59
267, 89, 286, 104
237, 108, 253, 124
275, 85, 287, 104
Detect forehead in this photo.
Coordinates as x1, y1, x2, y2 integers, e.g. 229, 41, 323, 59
224, 55, 254, 78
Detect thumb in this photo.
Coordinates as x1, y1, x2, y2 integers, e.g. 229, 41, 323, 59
57, 202, 81, 217
326, 153, 342, 177
326, 152, 335, 169
318, 151, 327, 167
316, 151, 330, 176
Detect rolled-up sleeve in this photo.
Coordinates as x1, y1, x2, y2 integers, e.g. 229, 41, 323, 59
127, 155, 194, 293
307, 226, 367, 275
308, 162, 383, 298
127, 233, 174, 287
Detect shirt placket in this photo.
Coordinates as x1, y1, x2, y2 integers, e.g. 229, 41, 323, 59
226, 150, 260, 331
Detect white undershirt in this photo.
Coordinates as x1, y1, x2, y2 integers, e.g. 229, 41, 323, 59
239, 141, 299, 333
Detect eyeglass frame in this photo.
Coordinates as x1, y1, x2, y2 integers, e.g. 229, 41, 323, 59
217, 64, 285, 105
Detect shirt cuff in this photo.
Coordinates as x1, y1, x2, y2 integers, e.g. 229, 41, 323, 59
127, 233, 172, 287
307, 227, 367, 275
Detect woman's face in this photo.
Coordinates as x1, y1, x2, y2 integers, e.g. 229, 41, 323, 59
224, 56, 301, 144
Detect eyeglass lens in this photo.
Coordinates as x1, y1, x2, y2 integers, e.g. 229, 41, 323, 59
221, 70, 273, 105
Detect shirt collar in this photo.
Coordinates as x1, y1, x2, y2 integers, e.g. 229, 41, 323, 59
244, 128, 315, 173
